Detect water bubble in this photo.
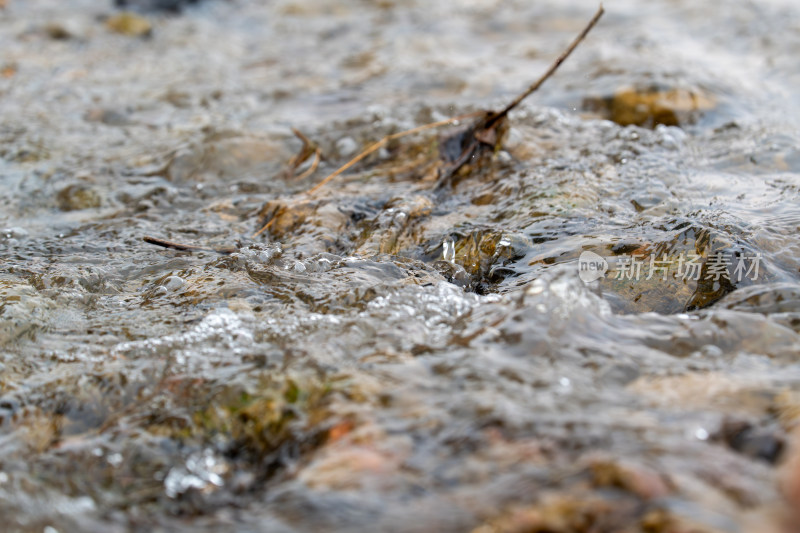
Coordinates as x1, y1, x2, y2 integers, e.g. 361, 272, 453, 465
2, 227, 28, 239
257, 249, 279, 263
163, 276, 184, 292
336, 137, 358, 157
442, 238, 455, 263
153, 286, 169, 297
699, 345, 723, 358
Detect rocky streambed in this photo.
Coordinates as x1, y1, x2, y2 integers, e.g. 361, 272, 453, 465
1, 0, 800, 532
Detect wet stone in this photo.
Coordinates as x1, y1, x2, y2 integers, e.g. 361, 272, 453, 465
44, 23, 76, 41
598, 363, 641, 386
0, 275, 53, 346
2, 1, 800, 531
106, 12, 153, 37
583, 85, 717, 128
714, 417, 786, 464
114, 0, 204, 13
782, 429, 800, 523
167, 136, 290, 183
56, 184, 102, 211
0, 397, 20, 427
84, 108, 132, 126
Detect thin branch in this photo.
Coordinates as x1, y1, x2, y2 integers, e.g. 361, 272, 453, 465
294, 147, 322, 181
436, 4, 604, 183
142, 236, 234, 254
487, 4, 604, 129
306, 111, 483, 196
251, 4, 604, 237
252, 208, 281, 238
284, 128, 322, 179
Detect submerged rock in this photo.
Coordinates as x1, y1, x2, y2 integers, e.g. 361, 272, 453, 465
114, 0, 204, 13
56, 183, 102, 211
584, 85, 717, 128
779, 428, 800, 526
43, 22, 76, 41
715, 418, 786, 464
84, 108, 132, 126
0, 275, 53, 346
167, 135, 290, 183
106, 12, 152, 37
2, 0, 800, 531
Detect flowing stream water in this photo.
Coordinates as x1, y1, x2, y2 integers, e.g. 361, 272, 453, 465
1, 1, 800, 531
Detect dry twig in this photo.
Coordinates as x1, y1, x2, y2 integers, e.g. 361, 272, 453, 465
436, 4, 605, 185
284, 128, 323, 180
143, 236, 235, 254
141, 5, 604, 248
251, 111, 484, 238
252, 5, 604, 238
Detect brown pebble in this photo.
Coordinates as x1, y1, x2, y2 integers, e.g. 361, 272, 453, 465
106, 12, 153, 37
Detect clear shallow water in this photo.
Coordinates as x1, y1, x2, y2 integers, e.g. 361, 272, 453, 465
1, 0, 800, 531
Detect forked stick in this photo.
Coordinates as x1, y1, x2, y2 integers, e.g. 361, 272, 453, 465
485, 4, 604, 129
285, 128, 322, 180
434, 4, 604, 184
307, 112, 483, 195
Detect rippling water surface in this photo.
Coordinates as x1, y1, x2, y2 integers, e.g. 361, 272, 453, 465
1, 0, 800, 531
